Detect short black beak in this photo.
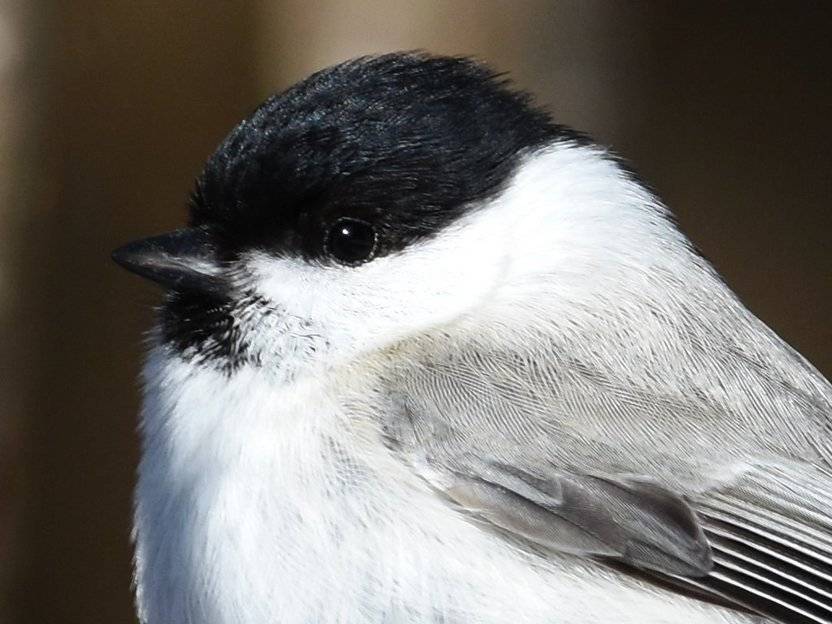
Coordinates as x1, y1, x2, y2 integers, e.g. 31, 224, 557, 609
112, 228, 226, 295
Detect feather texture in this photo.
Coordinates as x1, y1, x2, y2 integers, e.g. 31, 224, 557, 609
379, 311, 832, 623
444, 464, 713, 576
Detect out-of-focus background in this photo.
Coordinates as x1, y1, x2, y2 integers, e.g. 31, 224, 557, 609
1, 2, 830, 622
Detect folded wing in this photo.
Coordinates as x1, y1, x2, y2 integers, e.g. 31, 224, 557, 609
381, 335, 832, 623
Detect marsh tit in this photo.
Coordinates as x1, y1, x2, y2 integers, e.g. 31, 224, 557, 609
113, 53, 832, 624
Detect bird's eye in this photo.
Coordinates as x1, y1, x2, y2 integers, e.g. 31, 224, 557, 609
324, 217, 378, 266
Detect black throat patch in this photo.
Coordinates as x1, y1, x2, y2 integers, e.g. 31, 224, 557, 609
160, 290, 264, 373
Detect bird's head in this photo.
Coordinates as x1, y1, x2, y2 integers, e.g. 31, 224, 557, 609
114, 53, 686, 382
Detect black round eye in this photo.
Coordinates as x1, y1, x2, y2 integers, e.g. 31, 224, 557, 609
324, 217, 378, 266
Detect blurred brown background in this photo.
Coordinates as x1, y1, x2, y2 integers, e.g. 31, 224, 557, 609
1, 2, 829, 623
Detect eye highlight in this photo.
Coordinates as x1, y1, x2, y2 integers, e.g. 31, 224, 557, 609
324, 217, 378, 266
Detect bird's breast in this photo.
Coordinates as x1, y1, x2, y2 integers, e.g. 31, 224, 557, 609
132, 349, 755, 624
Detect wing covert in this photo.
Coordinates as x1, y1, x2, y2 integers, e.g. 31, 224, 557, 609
443, 461, 713, 577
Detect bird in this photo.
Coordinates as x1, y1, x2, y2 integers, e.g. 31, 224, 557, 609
112, 52, 832, 624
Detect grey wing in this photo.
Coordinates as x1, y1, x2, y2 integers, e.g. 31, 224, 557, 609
381, 336, 832, 624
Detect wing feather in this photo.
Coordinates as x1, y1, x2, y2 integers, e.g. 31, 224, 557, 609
382, 330, 832, 623
443, 463, 713, 576
678, 466, 832, 623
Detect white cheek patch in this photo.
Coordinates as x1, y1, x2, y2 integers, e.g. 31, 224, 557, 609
244, 203, 512, 361
237, 143, 682, 369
